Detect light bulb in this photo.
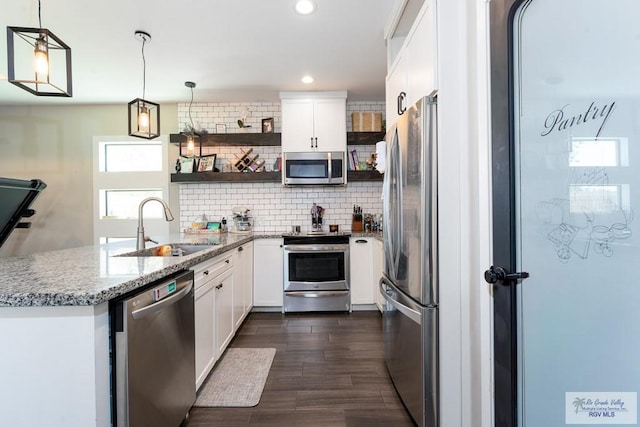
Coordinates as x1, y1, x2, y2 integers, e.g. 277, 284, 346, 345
34, 38, 49, 77
187, 135, 195, 156
138, 106, 150, 132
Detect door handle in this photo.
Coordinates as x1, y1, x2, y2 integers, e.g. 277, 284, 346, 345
484, 265, 530, 284
310, 137, 314, 148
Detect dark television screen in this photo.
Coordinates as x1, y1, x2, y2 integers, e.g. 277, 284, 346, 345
0, 177, 47, 248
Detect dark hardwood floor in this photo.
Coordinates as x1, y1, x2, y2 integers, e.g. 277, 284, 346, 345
184, 311, 415, 427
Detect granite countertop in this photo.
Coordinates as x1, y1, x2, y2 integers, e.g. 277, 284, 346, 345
0, 231, 383, 308
0, 233, 255, 308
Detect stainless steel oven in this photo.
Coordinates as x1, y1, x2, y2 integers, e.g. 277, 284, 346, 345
283, 234, 351, 312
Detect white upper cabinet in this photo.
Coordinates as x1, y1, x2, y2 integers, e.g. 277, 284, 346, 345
280, 91, 347, 152
385, 0, 437, 127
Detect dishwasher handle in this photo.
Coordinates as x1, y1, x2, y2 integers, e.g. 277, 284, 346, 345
132, 280, 194, 320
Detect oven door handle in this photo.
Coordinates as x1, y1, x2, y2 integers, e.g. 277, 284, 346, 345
285, 291, 350, 298
284, 245, 349, 252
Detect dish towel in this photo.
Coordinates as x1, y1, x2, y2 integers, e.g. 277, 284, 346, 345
375, 140, 386, 173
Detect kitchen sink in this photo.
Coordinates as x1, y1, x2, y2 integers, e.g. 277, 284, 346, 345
115, 243, 217, 257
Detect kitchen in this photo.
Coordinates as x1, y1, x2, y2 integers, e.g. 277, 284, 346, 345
5, 0, 636, 427
4, 0, 482, 426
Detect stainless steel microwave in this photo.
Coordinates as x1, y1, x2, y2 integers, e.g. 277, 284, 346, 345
282, 152, 346, 185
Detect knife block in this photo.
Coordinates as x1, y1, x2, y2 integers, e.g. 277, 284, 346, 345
351, 214, 363, 232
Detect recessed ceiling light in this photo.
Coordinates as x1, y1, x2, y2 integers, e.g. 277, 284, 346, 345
295, 0, 316, 15
302, 75, 314, 84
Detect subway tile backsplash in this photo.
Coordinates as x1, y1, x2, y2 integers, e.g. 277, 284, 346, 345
179, 181, 383, 234
176, 100, 385, 232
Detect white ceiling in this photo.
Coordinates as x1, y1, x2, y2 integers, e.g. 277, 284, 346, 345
0, 0, 395, 106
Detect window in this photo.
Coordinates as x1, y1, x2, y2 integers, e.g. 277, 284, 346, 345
93, 137, 176, 244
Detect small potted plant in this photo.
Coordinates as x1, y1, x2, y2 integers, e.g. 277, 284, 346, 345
237, 107, 251, 133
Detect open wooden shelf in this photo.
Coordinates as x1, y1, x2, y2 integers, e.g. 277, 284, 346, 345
347, 132, 386, 145
348, 170, 383, 181
169, 133, 281, 146
171, 171, 281, 183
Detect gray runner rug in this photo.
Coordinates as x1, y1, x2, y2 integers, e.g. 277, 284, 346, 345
195, 348, 276, 407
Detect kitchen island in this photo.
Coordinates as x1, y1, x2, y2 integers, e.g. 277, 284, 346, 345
0, 231, 382, 427
0, 233, 253, 427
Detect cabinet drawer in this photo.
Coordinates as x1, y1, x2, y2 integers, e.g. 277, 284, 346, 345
192, 253, 234, 289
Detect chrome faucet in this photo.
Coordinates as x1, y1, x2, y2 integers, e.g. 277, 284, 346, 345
136, 197, 175, 250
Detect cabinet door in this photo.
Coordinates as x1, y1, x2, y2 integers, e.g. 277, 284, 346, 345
313, 98, 347, 152
281, 98, 315, 152
374, 239, 384, 312
253, 238, 284, 306
405, 0, 437, 107
215, 269, 234, 358
233, 242, 254, 329
243, 242, 254, 315
350, 237, 375, 304
385, 51, 408, 128
194, 280, 216, 389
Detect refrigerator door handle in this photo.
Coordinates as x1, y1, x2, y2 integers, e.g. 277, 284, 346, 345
380, 277, 421, 325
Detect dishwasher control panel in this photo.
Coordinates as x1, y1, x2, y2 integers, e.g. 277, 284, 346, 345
154, 280, 177, 301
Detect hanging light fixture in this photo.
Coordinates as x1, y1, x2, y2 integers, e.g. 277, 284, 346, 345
128, 31, 160, 139
6, 0, 73, 97
180, 81, 201, 157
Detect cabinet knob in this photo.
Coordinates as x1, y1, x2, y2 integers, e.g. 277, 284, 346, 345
216, 283, 223, 289
238, 246, 244, 252
203, 270, 209, 275
225, 259, 230, 264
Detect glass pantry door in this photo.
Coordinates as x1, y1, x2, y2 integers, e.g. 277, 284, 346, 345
512, 0, 640, 425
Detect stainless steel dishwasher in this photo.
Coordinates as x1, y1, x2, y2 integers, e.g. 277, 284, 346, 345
110, 270, 195, 427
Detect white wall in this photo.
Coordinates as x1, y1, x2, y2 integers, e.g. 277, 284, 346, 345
0, 104, 177, 257
435, 1, 493, 427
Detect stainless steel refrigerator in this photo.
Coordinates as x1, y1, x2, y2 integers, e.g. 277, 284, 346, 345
380, 93, 438, 427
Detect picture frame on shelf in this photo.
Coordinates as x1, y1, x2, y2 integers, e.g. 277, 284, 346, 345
261, 117, 274, 134
179, 157, 195, 173
215, 124, 227, 134
197, 155, 216, 172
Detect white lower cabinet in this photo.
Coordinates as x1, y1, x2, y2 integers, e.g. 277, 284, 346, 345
375, 239, 384, 312
350, 237, 375, 304
253, 238, 284, 307
194, 279, 216, 389
214, 268, 234, 359
233, 242, 254, 329
192, 251, 234, 389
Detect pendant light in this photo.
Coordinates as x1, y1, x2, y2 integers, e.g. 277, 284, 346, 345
6, 0, 73, 97
128, 31, 160, 139
180, 81, 201, 157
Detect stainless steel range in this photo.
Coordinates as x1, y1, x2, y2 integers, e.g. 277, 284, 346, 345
282, 233, 351, 312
